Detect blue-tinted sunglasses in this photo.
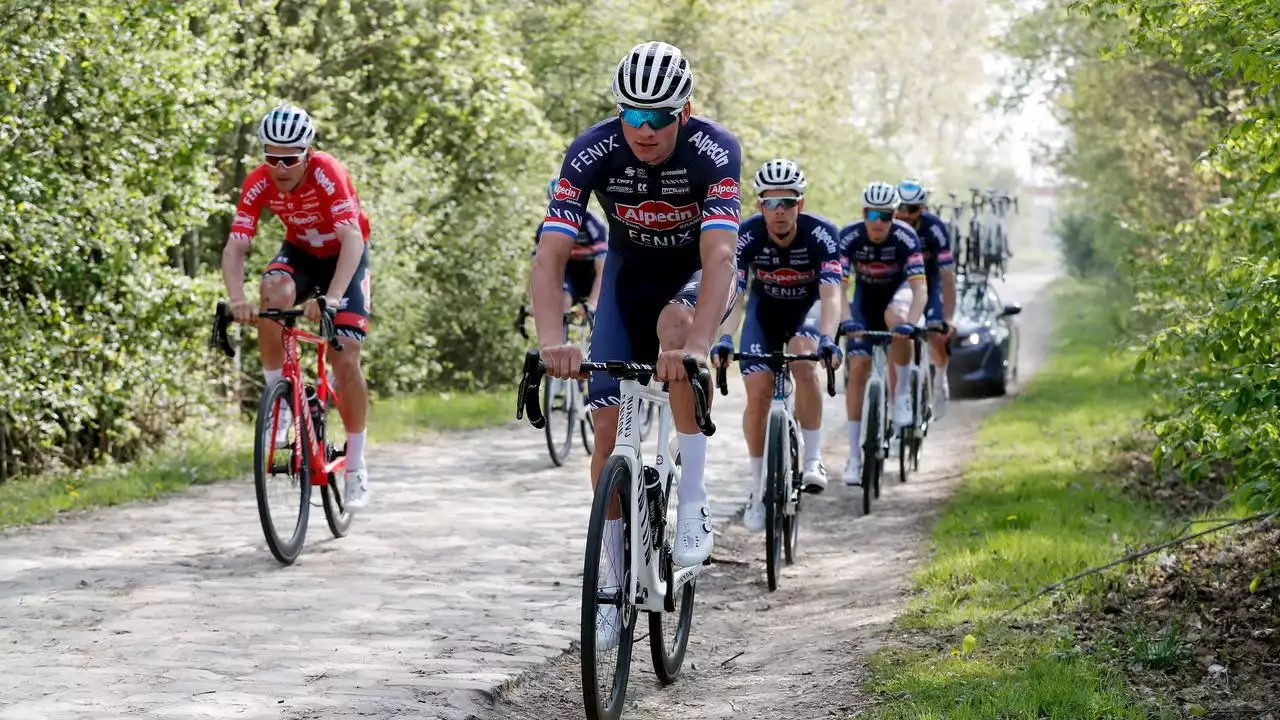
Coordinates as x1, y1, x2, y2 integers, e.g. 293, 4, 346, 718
619, 106, 682, 130
864, 209, 894, 223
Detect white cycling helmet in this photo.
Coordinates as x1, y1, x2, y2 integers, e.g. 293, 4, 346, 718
612, 41, 695, 110
862, 181, 899, 209
898, 177, 928, 204
752, 159, 807, 195
258, 104, 315, 149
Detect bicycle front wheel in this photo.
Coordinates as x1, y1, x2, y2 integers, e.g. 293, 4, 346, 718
650, 452, 695, 684
322, 443, 354, 539
253, 378, 311, 564
861, 382, 881, 515
783, 420, 801, 565
765, 411, 786, 591
543, 377, 575, 466
581, 456, 636, 720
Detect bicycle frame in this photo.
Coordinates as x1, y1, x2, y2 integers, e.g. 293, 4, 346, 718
267, 321, 345, 488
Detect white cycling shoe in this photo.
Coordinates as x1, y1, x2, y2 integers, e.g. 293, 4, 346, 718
934, 378, 951, 420
842, 456, 862, 487
802, 459, 828, 494
742, 494, 766, 533
344, 467, 371, 511
674, 502, 713, 567
273, 406, 293, 448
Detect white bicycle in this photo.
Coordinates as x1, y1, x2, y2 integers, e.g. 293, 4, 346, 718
517, 350, 715, 720
715, 348, 836, 591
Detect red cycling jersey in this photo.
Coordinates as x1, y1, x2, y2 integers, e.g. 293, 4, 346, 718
229, 151, 371, 259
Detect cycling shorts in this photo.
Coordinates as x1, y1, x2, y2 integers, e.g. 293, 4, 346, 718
563, 261, 597, 305
587, 260, 736, 411
846, 282, 911, 357
739, 296, 820, 376
263, 243, 371, 343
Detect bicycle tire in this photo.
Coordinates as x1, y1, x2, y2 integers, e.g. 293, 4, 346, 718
765, 411, 786, 591
861, 382, 881, 515
650, 452, 695, 684
543, 378, 575, 466
783, 419, 801, 565
254, 378, 311, 564
321, 441, 353, 538
581, 456, 636, 720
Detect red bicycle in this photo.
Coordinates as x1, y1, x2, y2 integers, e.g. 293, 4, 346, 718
211, 299, 353, 564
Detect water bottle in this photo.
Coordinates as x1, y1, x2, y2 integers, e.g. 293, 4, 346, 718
305, 385, 325, 442
642, 465, 664, 547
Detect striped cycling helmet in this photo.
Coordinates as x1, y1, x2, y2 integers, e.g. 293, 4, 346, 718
258, 104, 315, 149
612, 41, 695, 110
862, 181, 899, 210
752, 159, 807, 195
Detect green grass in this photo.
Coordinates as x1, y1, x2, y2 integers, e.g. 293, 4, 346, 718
862, 278, 1175, 719
0, 389, 513, 529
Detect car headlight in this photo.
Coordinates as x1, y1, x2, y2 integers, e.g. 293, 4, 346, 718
958, 330, 987, 347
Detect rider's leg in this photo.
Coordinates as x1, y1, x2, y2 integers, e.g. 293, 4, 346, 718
788, 331, 828, 490
885, 300, 913, 427
259, 251, 306, 445
326, 254, 373, 508
741, 369, 773, 531
843, 311, 872, 485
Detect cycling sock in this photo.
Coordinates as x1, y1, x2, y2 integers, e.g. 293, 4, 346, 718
847, 421, 862, 452
895, 363, 911, 398
263, 367, 284, 389
802, 428, 822, 465
750, 456, 763, 495
676, 431, 708, 505
603, 518, 624, 586
346, 430, 367, 470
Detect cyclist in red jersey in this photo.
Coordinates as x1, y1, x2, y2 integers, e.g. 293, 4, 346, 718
220, 104, 373, 511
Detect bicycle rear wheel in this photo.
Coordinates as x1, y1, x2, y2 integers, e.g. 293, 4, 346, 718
783, 420, 801, 565
322, 442, 353, 538
254, 378, 311, 564
543, 377, 575, 466
861, 383, 881, 515
764, 411, 786, 591
582, 456, 636, 720
650, 453, 695, 684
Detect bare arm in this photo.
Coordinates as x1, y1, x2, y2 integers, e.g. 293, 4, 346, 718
907, 276, 928, 325
588, 256, 605, 310
818, 283, 841, 339
531, 232, 574, 348
840, 280, 852, 322
717, 290, 746, 340
941, 267, 957, 326
690, 228, 737, 356
324, 226, 365, 304
221, 240, 251, 304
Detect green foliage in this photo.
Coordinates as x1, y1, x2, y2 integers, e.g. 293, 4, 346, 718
1006, 0, 1280, 510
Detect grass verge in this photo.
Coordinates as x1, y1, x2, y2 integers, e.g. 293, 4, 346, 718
0, 388, 513, 529
861, 278, 1177, 719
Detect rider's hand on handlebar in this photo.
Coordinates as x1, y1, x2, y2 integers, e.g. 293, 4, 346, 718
819, 334, 843, 370
229, 298, 257, 324
840, 319, 865, 337
892, 323, 917, 337
540, 343, 583, 379
304, 296, 340, 323
657, 347, 704, 383
709, 334, 734, 369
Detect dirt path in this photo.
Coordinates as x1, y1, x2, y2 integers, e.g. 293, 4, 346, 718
487, 264, 1061, 720
0, 262, 1058, 720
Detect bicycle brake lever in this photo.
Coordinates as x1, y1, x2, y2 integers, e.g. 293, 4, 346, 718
210, 301, 236, 359
517, 349, 546, 428
714, 354, 729, 396
682, 355, 716, 437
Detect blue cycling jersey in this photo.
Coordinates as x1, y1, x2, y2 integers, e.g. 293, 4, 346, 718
911, 211, 955, 276
541, 115, 742, 274
533, 211, 607, 262
736, 212, 842, 303
837, 219, 925, 293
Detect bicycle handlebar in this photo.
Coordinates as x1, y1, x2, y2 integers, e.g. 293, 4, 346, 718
208, 299, 343, 359
516, 350, 716, 437
713, 351, 837, 398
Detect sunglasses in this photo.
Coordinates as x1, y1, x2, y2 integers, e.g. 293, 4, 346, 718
263, 152, 306, 168
760, 197, 800, 211
864, 209, 895, 223
899, 203, 924, 214
618, 106, 682, 130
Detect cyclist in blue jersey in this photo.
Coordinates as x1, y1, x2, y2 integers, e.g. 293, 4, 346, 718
710, 159, 842, 531
895, 178, 957, 418
837, 182, 927, 485
530, 41, 741, 583
530, 179, 607, 312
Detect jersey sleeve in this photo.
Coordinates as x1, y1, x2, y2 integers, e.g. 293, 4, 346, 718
837, 223, 858, 280
585, 213, 608, 258
734, 227, 757, 292
928, 216, 955, 269
698, 129, 743, 234
543, 129, 613, 238
312, 156, 362, 229
228, 170, 269, 246
898, 227, 926, 280
815, 219, 843, 285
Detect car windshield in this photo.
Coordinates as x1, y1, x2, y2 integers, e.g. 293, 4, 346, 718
958, 285, 989, 318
